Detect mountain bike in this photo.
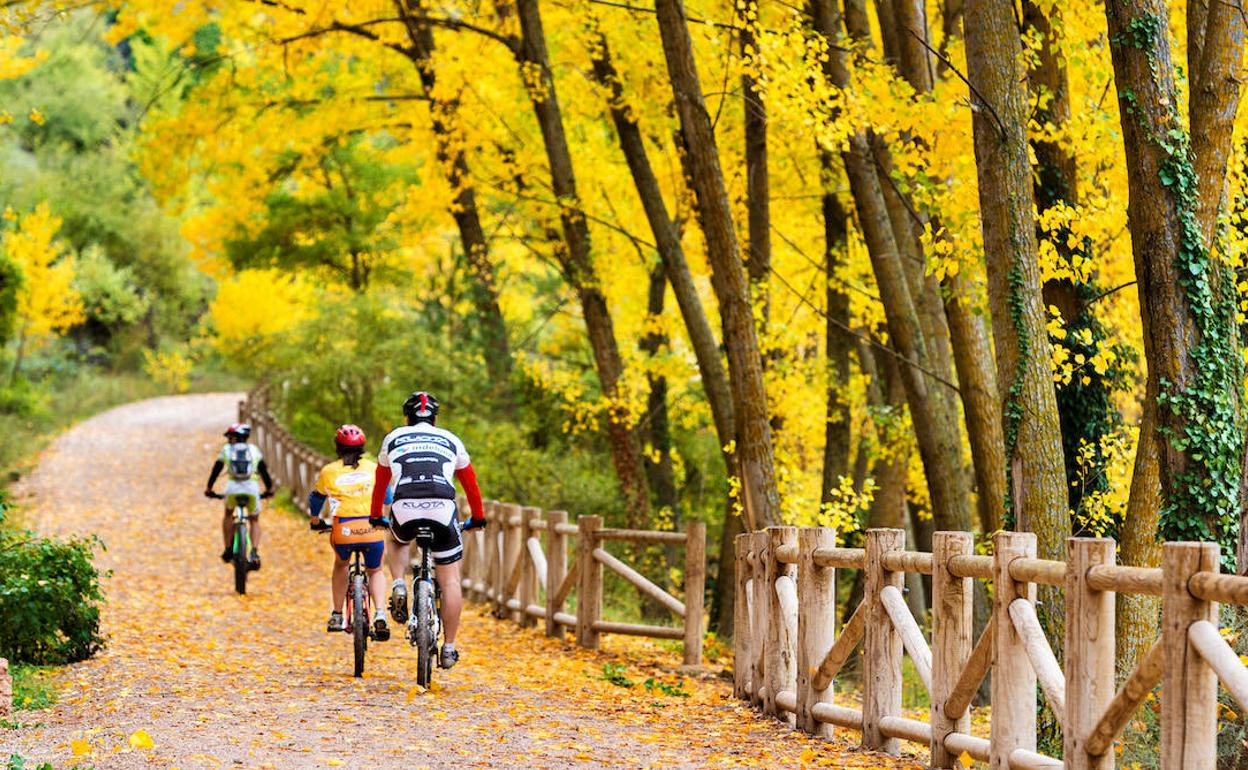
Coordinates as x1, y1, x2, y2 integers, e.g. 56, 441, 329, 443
314, 519, 388, 677
209, 491, 269, 595
408, 517, 486, 686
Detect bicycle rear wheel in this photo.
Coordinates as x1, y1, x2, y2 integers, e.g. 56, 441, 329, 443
415, 579, 435, 686
232, 519, 248, 595
351, 574, 367, 677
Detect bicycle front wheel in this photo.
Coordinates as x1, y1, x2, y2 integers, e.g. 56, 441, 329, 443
415, 580, 435, 686
351, 574, 367, 677
232, 520, 248, 595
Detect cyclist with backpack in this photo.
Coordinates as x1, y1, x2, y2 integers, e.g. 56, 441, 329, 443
309, 424, 390, 641
369, 391, 485, 669
204, 423, 275, 570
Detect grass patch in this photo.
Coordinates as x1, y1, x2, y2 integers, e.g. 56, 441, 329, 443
11, 665, 56, 711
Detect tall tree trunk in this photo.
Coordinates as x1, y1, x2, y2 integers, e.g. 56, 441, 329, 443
1189, 0, 1246, 247
654, 0, 782, 529
395, 0, 512, 387
1104, 1, 1245, 564
739, 1, 770, 329
963, 0, 1069, 718
962, 0, 1068, 549
807, 0, 973, 537
510, 0, 651, 527
870, 0, 1005, 537
586, 32, 742, 633
820, 159, 852, 507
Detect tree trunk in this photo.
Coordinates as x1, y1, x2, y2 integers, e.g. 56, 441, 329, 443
1189, 0, 1246, 248
808, 0, 973, 537
654, 0, 782, 529
869, 0, 1005, 537
1117, 395, 1162, 679
395, 0, 512, 387
586, 31, 742, 633
963, 0, 1069, 725
820, 158, 852, 507
739, 1, 770, 330
962, 0, 1068, 549
1105, 0, 1244, 563
511, 0, 651, 527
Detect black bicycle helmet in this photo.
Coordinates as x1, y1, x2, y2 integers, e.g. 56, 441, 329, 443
402, 391, 439, 424
225, 422, 251, 440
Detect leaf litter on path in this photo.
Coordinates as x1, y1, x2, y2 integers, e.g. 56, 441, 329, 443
0, 394, 925, 769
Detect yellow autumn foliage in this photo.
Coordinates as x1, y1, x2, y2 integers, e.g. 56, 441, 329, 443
3, 203, 83, 338
209, 269, 311, 355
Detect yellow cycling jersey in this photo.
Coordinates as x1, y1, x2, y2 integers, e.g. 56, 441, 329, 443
313, 458, 377, 522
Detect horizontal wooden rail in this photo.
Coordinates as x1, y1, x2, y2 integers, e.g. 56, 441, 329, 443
1008, 557, 1065, 587
812, 546, 864, 569
595, 528, 687, 544
592, 620, 684, 639
879, 715, 931, 744
775, 689, 797, 714
880, 550, 934, 575
811, 703, 862, 730
947, 553, 992, 579
944, 731, 990, 762
1086, 564, 1163, 595
1189, 570, 1248, 604
1009, 748, 1062, 770
774, 543, 799, 564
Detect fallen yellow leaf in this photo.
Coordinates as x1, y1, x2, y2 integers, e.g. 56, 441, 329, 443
128, 729, 155, 749
959, 750, 974, 767
71, 739, 90, 757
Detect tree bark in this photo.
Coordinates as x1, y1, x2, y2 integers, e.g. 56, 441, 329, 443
395, 0, 512, 386
962, 0, 1068, 550
510, 0, 652, 527
873, 0, 1006, 537
1105, 0, 1245, 563
1189, 0, 1246, 247
820, 160, 852, 507
739, 1, 771, 329
807, 0, 973, 537
654, 0, 782, 529
586, 32, 744, 632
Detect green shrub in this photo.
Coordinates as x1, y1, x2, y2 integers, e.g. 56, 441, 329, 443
10, 665, 56, 711
0, 513, 105, 665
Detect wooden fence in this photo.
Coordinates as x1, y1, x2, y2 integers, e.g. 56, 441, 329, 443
735, 526, 1248, 769
237, 387, 706, 666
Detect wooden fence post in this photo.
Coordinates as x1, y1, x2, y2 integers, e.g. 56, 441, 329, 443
749, 530, 769, 709
545, 510, 569, 637
862, 528, 904, 754
576, 515, 603, 649
734, 533, 752, 699
765, 526, 797, 722
931, 531, 973, 768
501, 503, 523, 622
1161, 541, 1219, 770
683, 520, 706, 668
487, 501, 503, 613
1065, 537, 1115, 770
797, 526, 836, 738
991, 531, 1037, 770
519, 506, 541, 628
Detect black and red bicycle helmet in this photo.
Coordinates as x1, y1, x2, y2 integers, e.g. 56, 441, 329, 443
402, 391, 439, 423
225, 423, 251, 439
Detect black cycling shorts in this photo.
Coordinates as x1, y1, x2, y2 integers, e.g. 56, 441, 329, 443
389, 499, 463, 565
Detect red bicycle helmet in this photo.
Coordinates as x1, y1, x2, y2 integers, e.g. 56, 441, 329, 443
225, 423, 251, 439
334, 424, 366, 447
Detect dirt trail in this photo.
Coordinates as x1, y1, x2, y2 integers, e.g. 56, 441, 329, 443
1, 394, 923, 769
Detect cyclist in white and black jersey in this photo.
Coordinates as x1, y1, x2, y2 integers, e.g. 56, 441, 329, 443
369, 391, 485, 669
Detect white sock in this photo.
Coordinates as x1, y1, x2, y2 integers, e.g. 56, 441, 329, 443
391, 578, 404, 589
443, 642, 455, 651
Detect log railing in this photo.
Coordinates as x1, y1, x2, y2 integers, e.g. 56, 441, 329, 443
735, 526, 1248, 769
238, 387, 706, 665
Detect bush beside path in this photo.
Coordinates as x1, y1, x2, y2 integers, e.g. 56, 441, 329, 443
0, 394, 922, 769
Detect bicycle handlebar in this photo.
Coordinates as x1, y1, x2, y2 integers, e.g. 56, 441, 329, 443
461, 517, 487, 532
205, 491, 224, 499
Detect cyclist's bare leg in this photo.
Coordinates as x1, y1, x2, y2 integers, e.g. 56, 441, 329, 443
248, 515, 261, 553
221, 509, 232, 550
434, 561, 463, 644
366, 566, 386, 612
331, 556, 349, 612
386, 535, 410, 585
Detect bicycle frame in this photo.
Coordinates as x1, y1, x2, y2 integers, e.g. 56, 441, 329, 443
345, 548, 373, 633
409, 538, 441, 640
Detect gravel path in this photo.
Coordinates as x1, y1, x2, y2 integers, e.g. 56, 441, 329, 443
0, 394, 924, 769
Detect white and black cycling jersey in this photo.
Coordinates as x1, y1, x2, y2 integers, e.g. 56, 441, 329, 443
377, 424, 471, 502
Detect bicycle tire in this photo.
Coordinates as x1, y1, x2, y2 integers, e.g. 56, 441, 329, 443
232, 519, 248, 595
352, 575, 367, 678
415, 580, 435, 686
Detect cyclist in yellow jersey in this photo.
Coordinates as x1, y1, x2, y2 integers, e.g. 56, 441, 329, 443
308, 425, 390, 640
